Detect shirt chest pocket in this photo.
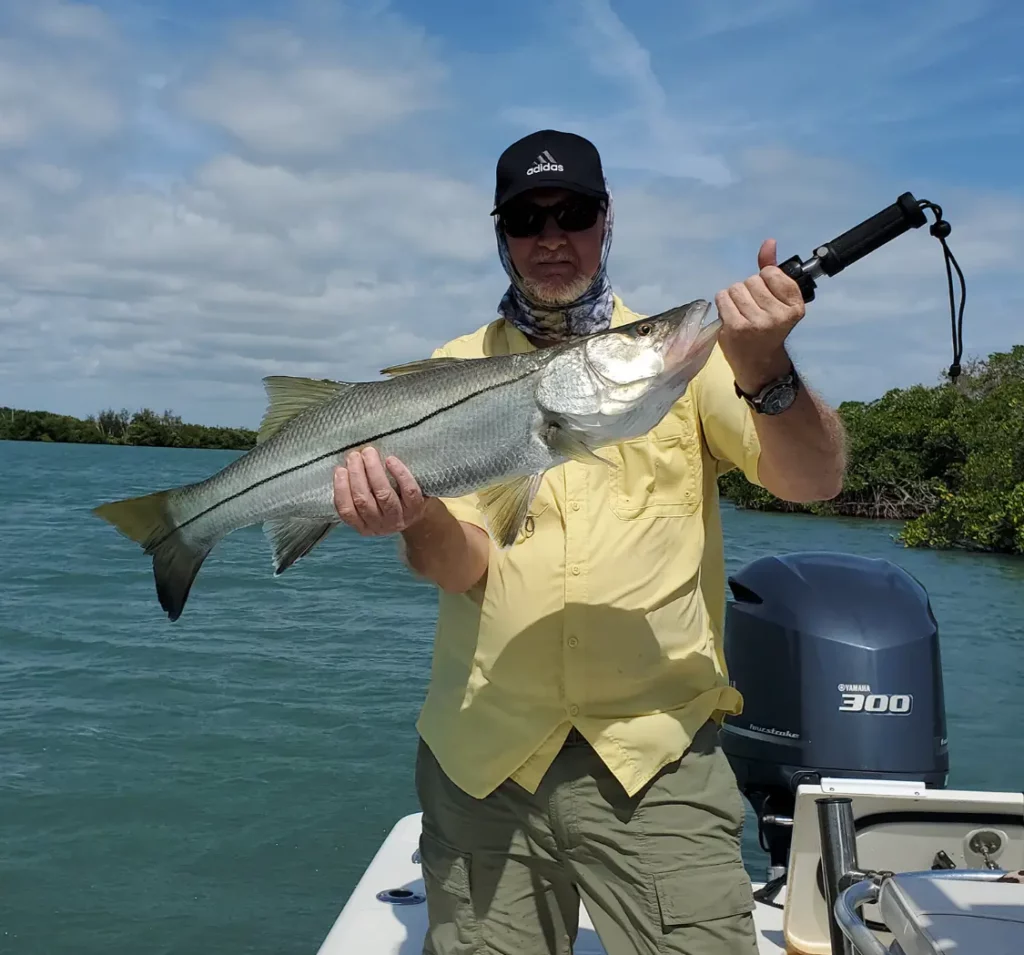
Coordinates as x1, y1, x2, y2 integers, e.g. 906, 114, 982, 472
603, 405, 703, 519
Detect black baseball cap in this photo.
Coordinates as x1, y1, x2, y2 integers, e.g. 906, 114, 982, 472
491, 129, 608, 214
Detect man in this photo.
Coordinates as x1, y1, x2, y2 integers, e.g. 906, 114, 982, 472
333, 130, 846, 954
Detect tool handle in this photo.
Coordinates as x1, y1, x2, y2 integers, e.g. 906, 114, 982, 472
780, 257, 818, 302
816, 191, 928, 277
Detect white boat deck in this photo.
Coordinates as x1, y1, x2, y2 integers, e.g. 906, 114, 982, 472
317, 812, 786, 955
317, 780, 1024, 954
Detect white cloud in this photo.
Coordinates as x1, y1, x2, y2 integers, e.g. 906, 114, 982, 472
28, 0, 115, 43
522, 0, 736, 186
18, 161, 83, 194
182, 60, 441, 161
0, 46, 121, 148
178, 20, 447, 163
0, 0, 1020, 432
0, 1, 123, 150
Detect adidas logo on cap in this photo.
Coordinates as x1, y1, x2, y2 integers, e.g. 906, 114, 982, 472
526, 150, 564, 176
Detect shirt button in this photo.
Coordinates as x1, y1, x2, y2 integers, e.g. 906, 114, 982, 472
571, 501, 581, 511
570, 564, 581, 575
569, 704, 580, 716
567, 636, 579, 648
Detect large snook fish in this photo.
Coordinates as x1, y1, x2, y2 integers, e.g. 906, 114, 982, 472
94, 299, 720, 621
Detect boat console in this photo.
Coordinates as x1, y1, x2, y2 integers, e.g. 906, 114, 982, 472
781, 778, 1024, 953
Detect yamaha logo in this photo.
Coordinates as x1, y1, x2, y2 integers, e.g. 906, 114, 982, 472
837, 683, 914, 715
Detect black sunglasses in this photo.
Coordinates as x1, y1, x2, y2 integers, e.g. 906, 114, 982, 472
498, 195, 604, 239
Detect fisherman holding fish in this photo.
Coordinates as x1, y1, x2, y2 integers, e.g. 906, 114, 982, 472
333, 131, 847, 954
93, 127, 846, 953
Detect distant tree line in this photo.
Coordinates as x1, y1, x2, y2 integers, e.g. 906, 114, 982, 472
0, 406, 256, 451
718, 344, 1024, 555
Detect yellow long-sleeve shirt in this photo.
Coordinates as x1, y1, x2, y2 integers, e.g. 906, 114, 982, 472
415, 296, 763, 799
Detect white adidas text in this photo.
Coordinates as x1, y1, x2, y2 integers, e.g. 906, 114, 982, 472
527, 162, 564, 175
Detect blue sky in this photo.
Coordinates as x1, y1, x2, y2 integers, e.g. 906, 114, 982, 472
1, 0, 1021, 428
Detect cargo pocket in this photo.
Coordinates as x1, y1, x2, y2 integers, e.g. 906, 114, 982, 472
653, 859, 755, 929
419, 827, 483, 953
418, 831, 481, 953
419, 831, 471, 899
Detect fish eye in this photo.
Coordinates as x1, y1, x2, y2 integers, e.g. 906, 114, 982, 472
636, 323, 653, 336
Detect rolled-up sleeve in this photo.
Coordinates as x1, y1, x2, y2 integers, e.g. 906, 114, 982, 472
693, 344, 763, 486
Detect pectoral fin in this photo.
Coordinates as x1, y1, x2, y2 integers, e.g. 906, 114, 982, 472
477, 474, 544, 549
546, 424, 612, 467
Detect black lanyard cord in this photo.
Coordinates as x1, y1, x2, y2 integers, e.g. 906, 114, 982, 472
918, 200, 966, 382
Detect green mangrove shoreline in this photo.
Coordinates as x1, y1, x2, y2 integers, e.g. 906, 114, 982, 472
719, 345, 1024, 554
4, 343, 1022, 555
0, 407, 257, 452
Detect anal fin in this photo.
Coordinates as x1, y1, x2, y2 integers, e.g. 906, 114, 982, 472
477, 473, 543, 549
264, 518, 336, 575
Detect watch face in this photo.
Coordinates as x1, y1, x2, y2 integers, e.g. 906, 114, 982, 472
761, 383, 796, 415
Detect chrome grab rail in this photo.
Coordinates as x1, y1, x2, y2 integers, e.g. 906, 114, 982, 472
833, 878, 886, 955
834, 869, 1012, 955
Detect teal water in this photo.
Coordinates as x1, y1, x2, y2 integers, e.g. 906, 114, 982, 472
1, 440, 1022, 954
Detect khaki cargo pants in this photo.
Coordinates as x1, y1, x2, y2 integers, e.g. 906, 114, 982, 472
415, 720, 759, 955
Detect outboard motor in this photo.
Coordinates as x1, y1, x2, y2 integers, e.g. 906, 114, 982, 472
720, 551, 949, 880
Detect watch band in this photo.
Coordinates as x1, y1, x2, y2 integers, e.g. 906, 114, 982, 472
734, 364, 799, 414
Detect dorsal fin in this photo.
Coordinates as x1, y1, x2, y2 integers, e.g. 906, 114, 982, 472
379, 356, 466, 377
258, 376, 354, 444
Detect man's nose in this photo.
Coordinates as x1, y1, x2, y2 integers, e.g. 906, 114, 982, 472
536, 213, 567, 249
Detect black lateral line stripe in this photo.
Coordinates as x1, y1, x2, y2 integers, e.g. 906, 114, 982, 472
149, 363, 540, 549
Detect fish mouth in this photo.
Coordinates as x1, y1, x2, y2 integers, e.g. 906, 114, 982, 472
663, 299, 713, 364
658, 300, 721, 394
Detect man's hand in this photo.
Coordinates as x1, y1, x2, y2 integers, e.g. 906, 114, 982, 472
713, 238, 846, 503
333, 447, 428, 535
715, 238, 805, 394
333, 446, 490, 594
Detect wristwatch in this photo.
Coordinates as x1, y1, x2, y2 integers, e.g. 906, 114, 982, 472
734, 365, 800, 415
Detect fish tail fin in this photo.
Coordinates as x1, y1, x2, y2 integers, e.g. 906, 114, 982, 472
92, 490, 213, 622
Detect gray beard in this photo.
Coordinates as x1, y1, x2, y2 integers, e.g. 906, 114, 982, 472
520, 272, 594, 307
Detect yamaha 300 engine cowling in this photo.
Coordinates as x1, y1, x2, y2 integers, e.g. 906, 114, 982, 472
720, 551, 949, 880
